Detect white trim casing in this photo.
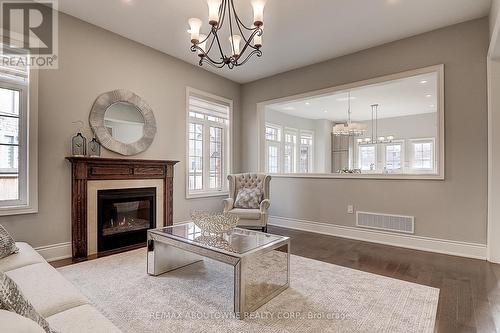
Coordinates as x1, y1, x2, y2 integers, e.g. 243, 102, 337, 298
0, 69, 38, 216
256, 64, 445, 180
269, 216, 486, 260
185, 87, 233, 199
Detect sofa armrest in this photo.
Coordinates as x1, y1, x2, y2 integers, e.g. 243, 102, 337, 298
0, 310, 46, 333
223, 198, 234, 213
260, 199, 271, 214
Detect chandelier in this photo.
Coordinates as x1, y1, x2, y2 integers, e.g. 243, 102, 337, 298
358, 104, 395, 144
188, 0, 265, 69
333, 92, 368, 136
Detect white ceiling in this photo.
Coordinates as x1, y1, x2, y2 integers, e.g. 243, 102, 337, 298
58, 0, 491, 83
267, 72, 438, 122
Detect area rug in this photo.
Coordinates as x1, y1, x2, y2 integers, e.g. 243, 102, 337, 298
58, 249, 438, 333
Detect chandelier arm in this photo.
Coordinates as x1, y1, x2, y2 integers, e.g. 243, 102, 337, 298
200, 56, 227, 69
191, 44, 226, 66
234, 49, 262, 67
231, 0, 258, 31
212, 30, 228, 62
205, 33, 217, 54
227, 1, 236, 57
237, 29, 262, 54
216, 0, 228, 31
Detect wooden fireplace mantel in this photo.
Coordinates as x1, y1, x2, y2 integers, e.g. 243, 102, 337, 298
66, 157, 179, 258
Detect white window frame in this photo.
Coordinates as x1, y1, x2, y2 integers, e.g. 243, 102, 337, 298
283, 127, 298, 174
383, 140, 405, 174
265, 123, 282, 174
358, 144, 378, 173
186, 88, 232, 199
299, 130, 314, 173
408, 138, 436, 174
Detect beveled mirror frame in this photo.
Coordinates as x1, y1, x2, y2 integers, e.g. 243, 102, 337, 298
89, 89, 157, 156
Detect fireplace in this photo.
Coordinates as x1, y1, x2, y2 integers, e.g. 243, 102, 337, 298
97, 187, 156, 252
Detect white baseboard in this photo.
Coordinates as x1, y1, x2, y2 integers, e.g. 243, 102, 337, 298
35, 242, 72, 262
269, 216, 487, 260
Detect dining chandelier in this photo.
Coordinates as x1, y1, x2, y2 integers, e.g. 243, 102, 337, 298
333, 92, 368, 136
358, 104, 395, 144
188, 0, 265, 69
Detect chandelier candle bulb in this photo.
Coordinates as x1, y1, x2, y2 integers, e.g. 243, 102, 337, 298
230, 35, 242, 56
188, 18, 203, 43
207, 0, 222, 25
251, 0, 265, 26
254, 33, 262, 48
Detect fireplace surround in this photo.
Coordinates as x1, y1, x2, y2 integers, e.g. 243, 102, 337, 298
66, 157, 178, 258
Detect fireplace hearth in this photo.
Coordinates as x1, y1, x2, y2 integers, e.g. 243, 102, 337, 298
98, 187, 156, 252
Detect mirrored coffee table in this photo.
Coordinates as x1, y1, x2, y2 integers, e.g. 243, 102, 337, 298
147, 222, 290, 317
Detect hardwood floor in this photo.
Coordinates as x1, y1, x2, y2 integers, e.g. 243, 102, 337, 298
51, 226, 500, 333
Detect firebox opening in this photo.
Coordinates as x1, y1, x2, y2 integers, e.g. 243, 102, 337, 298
97, 187, 156, 252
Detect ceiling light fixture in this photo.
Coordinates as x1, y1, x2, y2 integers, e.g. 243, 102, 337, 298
333, 92, 367, 136
420, 80, 428, 84
359, 104, 395, 145
188, 0, 265, 69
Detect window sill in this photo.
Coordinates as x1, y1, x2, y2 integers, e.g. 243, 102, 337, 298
186, 191, 229, 200
0, 204, 38, 216
269, 173, 444, 180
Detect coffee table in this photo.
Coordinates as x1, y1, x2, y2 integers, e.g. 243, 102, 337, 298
147, 222, 290, 316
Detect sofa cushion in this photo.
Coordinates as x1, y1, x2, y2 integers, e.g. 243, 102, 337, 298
0, 242, 46, 273
228, 208, 262, 220
0, 224, 19, 259
0, 273, 57, 333
0, 309, 46, 333
234, 188, 262, 209
47, 304, 122, 333
6, 263, 88, 318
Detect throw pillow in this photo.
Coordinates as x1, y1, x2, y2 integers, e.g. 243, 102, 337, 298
0, 225, 18, 259
234, 187, 262, 209
0, 272, 58, 333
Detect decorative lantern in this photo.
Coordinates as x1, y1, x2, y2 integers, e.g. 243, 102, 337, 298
71, 133, 87, 156
88, 138, 101, 157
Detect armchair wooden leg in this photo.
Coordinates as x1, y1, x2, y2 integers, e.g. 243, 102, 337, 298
262, 226, 268, 233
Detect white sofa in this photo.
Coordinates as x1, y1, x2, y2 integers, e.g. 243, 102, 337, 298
0, 242, 122, 333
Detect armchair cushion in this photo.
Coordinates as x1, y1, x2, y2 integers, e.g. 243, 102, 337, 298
234, 188, 262, 209
227, 209, 261, 220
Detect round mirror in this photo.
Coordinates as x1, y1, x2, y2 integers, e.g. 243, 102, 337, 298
89, 90, 156, 156
104, 102, 145, 144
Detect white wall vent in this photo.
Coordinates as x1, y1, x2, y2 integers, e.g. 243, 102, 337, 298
356, 211, 414, 234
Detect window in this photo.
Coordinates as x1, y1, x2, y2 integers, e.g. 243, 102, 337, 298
359, 145, 376, 171
283, 129, 297, 173
299, 131, 313, 173
410, 139, 434, 171
0, 55, 29, 209
384, 142, 404, 173
187, 90, 231, 197
265, 124, 282, 173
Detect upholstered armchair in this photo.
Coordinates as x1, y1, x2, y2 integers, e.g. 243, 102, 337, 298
223, 173, 271, 232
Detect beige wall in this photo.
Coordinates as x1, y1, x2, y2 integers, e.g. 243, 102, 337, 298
241, 18, 489, 244
0, 13, 241, 248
